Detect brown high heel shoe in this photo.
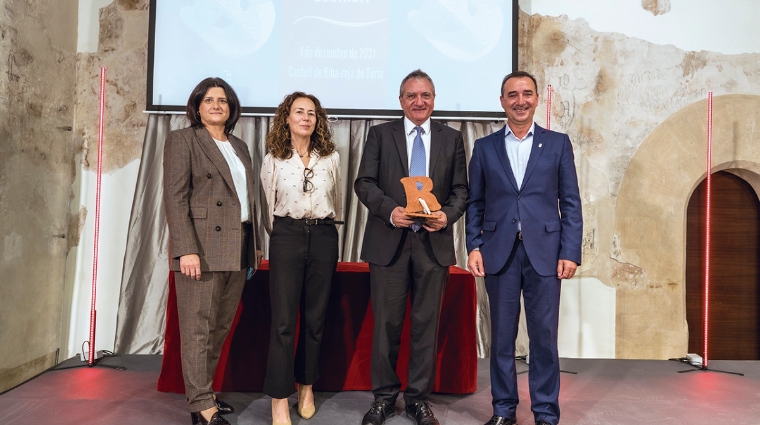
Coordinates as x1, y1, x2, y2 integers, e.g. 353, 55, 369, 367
297, 384, 316, 419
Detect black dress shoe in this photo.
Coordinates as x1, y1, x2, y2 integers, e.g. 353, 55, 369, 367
214, 397, 234, 414
191, 411, 230, 425
484, 415, 517, 425
405, 401, 440, 425
361, 402, 396, 425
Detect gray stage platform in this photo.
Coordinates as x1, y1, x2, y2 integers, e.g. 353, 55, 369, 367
0, 355, 757, 424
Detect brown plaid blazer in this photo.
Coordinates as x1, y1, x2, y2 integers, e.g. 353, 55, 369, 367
163, 126, 261, 272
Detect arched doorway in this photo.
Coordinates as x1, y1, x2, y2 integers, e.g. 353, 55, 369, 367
686, 171, 760, 359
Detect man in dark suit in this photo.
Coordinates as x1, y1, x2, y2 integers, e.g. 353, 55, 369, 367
466, 71, 583, 425
355, 69, 469, 425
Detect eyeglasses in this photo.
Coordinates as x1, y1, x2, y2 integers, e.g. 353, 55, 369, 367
303, 167, 314, 193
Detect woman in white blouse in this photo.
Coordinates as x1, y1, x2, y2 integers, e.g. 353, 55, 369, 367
260, 92, 342, 425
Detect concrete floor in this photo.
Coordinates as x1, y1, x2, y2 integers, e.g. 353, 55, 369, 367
0, 355, 758, 425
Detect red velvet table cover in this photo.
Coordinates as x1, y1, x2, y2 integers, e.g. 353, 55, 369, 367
157, 261, 477, 394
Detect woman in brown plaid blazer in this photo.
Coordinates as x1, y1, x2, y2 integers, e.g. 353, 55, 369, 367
163, 77, 261, 425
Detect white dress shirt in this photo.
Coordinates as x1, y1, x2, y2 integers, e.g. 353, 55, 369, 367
505, 123, 534, 232
403, 117, 431, 177
214, 138, 250, 223
505, 122, 535, 189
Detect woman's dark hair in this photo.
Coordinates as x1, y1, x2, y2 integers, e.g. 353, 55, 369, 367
266, 91, 335, 160
185, 77, 242, 134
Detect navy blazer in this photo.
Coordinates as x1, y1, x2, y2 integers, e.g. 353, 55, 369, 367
465, 124, 582, 276
355, 118, 469, 266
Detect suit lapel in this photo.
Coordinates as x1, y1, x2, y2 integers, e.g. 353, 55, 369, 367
392, 119, 409, 176
494, 125, 519, 192
194, 127, 237, 192
428, 121, 443, 179
520, 124, 546, 190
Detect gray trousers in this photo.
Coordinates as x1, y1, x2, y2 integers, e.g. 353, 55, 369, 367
175, 268, 246, 412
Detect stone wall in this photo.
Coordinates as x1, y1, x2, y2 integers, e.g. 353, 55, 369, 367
519, 10, 760, 357
0, 0, 79, 392
76, 0, 149, 173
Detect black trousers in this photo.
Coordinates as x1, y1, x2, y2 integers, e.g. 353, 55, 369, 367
263, 217, 339, 398
369, 230, 448, 406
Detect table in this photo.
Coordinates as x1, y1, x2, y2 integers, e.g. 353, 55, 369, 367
157, 261, 477, 394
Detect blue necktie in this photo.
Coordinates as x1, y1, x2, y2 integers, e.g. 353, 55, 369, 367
410, 126, 425, 183
409, 126, 425, 231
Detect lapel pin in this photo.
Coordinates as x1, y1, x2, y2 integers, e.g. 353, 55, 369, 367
538, 143, 542, 148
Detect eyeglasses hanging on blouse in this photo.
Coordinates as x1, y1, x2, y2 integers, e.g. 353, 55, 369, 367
303, 167, 314, 193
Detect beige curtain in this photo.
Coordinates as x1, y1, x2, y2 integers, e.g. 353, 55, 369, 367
114, 114, 503, 357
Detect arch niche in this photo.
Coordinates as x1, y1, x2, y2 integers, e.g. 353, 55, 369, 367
614, 94, 760, 359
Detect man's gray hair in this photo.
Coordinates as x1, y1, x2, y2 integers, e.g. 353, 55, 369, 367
399, 69, 436, 97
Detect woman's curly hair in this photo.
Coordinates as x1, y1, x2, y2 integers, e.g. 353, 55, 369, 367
266, 92, 335, 160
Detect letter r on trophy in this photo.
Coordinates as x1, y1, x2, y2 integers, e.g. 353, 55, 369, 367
400, 176, 441, 218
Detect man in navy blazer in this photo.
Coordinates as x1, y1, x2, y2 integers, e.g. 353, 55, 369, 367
466, 71, 583, 425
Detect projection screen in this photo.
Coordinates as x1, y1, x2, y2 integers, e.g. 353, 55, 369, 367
147, 0, 518, 119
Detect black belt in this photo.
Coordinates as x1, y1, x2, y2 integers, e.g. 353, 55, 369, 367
274, 216, 344, 226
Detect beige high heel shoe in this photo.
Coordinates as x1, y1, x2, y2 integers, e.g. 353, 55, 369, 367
271, 398, 292, 425
297, 384, 316, 419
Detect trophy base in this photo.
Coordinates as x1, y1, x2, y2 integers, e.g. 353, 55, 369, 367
406, 212, 437, 219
